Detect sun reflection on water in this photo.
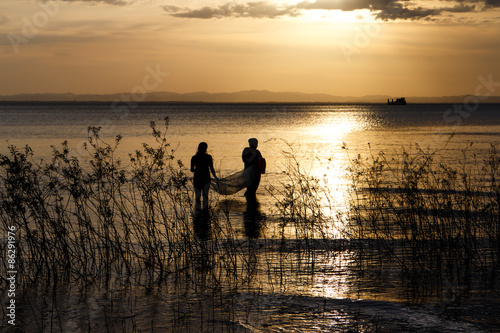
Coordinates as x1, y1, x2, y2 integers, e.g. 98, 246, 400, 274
310, 253, 355, 299
308, 110, 373, 143
300, 110, 374, 236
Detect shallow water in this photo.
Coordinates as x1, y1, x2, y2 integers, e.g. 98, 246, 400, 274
1, 103, 499, 213
1, 102, 500, 332
10, 238, 498, 332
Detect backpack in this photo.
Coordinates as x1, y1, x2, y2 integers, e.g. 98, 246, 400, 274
257, 157, 266, 174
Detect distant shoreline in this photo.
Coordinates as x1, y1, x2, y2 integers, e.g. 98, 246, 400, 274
2, 90, 500, 104
2, 101, 500, 106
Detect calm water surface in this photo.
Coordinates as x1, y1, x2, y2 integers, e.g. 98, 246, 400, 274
2, 103, 499, 163
1, 103, 500, 332
1, 103, 499, 216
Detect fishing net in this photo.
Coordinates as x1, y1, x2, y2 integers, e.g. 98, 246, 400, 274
211, 166, 257, 195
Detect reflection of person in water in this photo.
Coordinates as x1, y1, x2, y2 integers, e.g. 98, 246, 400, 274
244, 200, 264, 238
242, 138, 263, 201
191, 142, 218, 212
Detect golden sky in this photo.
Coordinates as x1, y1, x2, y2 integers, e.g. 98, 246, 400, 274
1, 0, 500, 97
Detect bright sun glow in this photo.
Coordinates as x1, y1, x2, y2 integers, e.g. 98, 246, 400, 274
312, 112, 369, 140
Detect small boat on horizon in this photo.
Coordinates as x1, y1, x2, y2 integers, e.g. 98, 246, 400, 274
387, 97, 407, 105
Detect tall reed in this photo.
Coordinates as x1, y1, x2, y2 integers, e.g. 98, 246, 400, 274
0, 118, 255, 291
1, 121, 499, 330
343, 142, 500, 304
1, 118, 318, 330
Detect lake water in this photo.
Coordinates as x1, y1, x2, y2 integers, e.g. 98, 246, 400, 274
2, 103, 499, 161
1, 102, 500, 332
1, 102, 499, 219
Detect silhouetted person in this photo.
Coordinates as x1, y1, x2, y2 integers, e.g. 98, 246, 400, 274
242, 138, 263, 202
191, 142, 217, 213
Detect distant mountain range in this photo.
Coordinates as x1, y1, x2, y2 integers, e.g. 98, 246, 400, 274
2, 90, 500, 103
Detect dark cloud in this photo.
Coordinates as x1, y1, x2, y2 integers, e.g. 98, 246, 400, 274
296, 0, 395, 11
60, 0, 130, 5
164, 2, 300, 19
376, 2, 477, 20
485, 0, 500, 7
162, 1, 493, 21
445, 4, 478, 12
162, 5, 182, 13
375, 4, 439, 20
296, 0, 440, 21
297, 0, 478, 20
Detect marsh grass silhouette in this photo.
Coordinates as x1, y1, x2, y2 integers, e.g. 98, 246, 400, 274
1, 119, 499, 331
342, 142, 500, 305
1, 119, 338, 331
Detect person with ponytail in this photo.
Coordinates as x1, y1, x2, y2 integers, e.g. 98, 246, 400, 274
191, 142, 218, 212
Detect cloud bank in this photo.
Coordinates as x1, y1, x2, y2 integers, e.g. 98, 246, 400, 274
162, 0, 497, 21
164, 2, 301, 19
59, 0, 131, 5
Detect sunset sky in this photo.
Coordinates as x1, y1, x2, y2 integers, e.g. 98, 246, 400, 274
1, 0, 500, 97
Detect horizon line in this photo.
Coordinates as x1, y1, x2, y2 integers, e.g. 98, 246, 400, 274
2, 90, 499, 103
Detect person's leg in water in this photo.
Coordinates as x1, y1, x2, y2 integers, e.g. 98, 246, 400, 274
245, 173, 261, 203
193, 183, 212, 239
194, 186, 202, 212
202, 182, 210, 213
